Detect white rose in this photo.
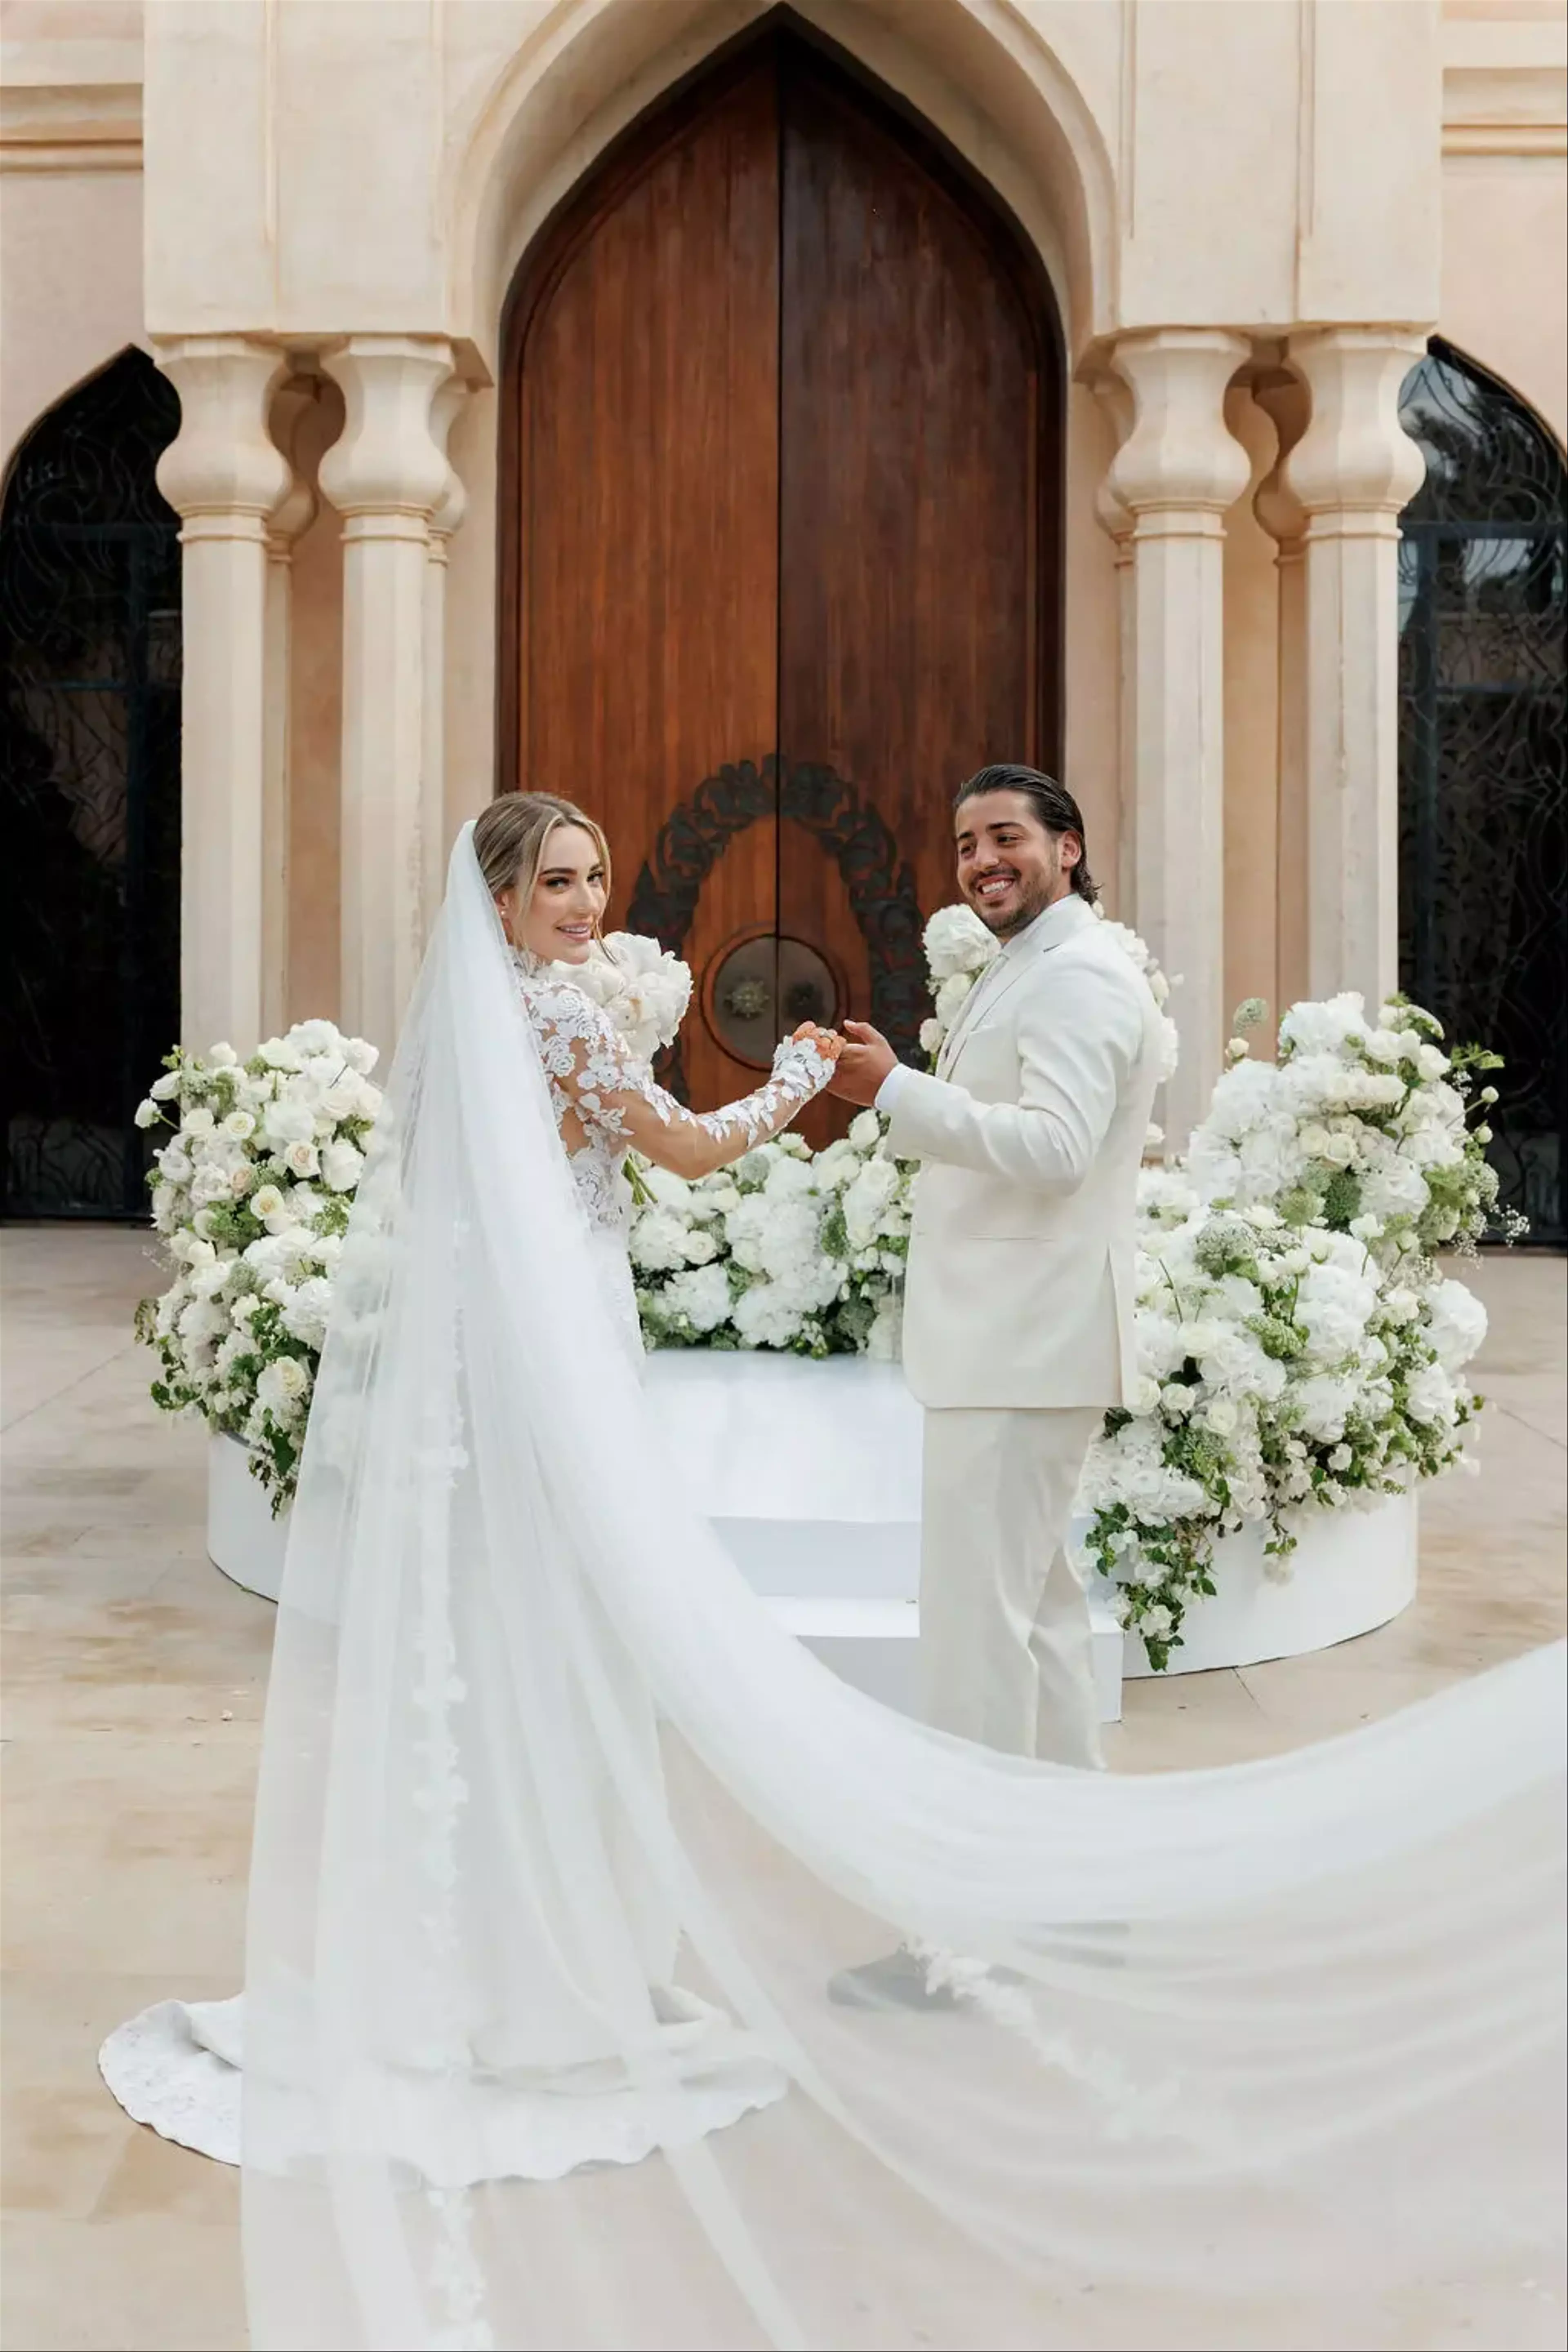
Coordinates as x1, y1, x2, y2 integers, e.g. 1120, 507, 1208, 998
222, 1110, 256, 1142
1203, 1395, 1241, 1437
848, 1111, 882, 1151
134, 1098, 162, 1129
1129, 1376, 1162, 1416
681, 1227, 718, 1266
150, 1071, 183, 1100
256, 1356, 310, 1417
229, 1165, 257, 1199
918, 1018, 944, 1058
207, 1042, 238, 1067
251, 1184, 285, 1222
1416, 1043, 1449, 1081
185, 1237, 217, 1270
319, 1139, 365, 1194
283, 1138, 320, 1179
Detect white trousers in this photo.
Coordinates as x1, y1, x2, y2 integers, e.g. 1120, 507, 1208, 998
918, 1404, 1105, 1769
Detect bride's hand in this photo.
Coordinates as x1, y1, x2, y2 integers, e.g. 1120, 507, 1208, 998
790, 1021, 844, 1063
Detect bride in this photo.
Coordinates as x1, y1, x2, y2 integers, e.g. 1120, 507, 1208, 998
114, 802, 1564, 2352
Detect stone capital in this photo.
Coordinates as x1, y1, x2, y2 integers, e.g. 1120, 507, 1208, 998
1283, 328, 1428, 523
1088, 374, 1136, 546
318, 336, 455, 527
1252, 370, 1312, 551
153, 336, 292, 527
1107, 330, 1253, 529
429, 378, 470, 543
264, 381, 320, 558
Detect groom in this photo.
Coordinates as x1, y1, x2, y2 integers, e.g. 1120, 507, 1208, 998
830, 765, 1163, 1769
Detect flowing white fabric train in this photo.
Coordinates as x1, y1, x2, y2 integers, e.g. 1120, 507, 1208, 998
108, 827, 1565, 2352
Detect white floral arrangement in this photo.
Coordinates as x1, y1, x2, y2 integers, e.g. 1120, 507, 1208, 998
633, 1113, 912, 1358
138, 916, 1515, 1657
1080, 995, 1512, 1664
133, 1022, 382, 1511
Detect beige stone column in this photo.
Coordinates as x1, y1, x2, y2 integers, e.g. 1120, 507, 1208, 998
422, 379, 469, 940
1108, 329, 1252, 1147
318, 336, 454, 1058
155, 337, 291, 1054
1091, 376, 1137, 922
1283, 329, 1427, 1005
261, 386, 319, 1039
1252, 371, 1311, 1021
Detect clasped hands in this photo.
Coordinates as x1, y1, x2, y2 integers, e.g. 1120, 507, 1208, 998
788, 1019, 899, 1109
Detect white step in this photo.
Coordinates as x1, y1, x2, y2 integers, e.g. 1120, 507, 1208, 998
764, 1592, 1123, 1726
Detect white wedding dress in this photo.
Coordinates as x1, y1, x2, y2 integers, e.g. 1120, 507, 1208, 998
104, 827, 1564, 2352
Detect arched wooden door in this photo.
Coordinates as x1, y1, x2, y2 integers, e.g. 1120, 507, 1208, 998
500, 22, 1062, 1126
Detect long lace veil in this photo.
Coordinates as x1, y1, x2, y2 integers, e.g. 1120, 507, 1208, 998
243, 824, 1566, 2351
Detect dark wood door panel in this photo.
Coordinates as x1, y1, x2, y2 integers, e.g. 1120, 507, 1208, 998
502, 24, 1064, 1128
512, 57, 782, 1115
777, 50, 1051, 1052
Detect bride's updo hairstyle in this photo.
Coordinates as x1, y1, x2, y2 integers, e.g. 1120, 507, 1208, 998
473, 791, 612, 918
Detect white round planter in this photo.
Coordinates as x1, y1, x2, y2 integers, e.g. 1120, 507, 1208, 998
207, 1432, 288, 1604
209, 1358, 1419, 1695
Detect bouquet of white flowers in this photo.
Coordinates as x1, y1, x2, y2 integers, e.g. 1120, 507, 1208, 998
1082, 993, 1512, 1665
634, 1110, 912, 1358
544, 931, 692, 1067
133, 1022, 382, 1511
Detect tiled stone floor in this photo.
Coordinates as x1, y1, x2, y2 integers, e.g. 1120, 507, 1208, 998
3, 1227, 1564, 2350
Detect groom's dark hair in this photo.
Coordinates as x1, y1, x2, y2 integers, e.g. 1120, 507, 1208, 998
953, 764, 1098, 902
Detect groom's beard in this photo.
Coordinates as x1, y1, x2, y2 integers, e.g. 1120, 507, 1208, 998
964, 869, 1055, 940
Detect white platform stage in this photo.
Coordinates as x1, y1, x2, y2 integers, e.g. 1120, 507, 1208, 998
208, 1354, 1417, 1719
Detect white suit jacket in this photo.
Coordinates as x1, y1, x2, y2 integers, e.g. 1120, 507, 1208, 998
882, 894, 1163, 1411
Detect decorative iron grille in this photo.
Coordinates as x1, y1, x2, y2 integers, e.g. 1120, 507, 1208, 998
1397, 341, 1567, 1244
1, 349, 182, 1219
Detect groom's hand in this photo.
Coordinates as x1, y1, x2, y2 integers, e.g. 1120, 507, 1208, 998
829, 1021, 898, 1106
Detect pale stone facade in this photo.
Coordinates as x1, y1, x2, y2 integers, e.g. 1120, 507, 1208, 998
3, 0, 1565, 1142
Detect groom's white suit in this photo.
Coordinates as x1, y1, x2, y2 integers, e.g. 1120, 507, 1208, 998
877, 891, 1164, 1765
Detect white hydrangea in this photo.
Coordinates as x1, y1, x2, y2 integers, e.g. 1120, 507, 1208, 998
1421, 1278, 1488, 1374
659, 1261, 732, 1333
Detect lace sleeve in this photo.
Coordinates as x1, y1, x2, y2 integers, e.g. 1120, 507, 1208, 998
524, 974, 833, 1179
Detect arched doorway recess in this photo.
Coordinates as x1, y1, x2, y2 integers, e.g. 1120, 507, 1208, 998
499, 19, 1064, 1120
0, 350, 182, 1219
1397, 342, 1567, 1244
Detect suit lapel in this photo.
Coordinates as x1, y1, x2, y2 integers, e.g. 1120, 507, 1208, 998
936, 954, 1004, 1078
937, 896, 1098, 1080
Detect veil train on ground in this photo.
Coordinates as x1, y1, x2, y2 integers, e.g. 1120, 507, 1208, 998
240, 824, 1566, 2352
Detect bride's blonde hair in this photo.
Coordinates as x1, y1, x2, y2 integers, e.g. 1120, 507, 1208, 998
473, 793, 612, 922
